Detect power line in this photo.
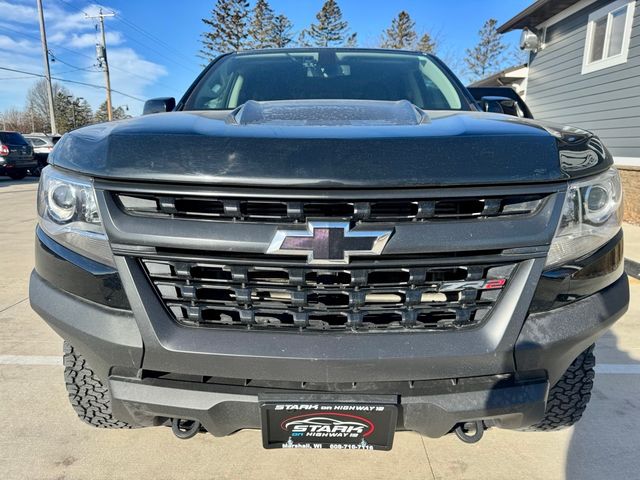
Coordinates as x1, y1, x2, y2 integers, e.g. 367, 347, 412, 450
48, 50, 100, 73
112, 14, 200, 72
1, 2, 190, 102
52, 0, 199, 73
57, 0, 190, 61
0, 66, 144, 102
0, 25, 97, 63
0, 76, 35, 81
0, 23, 177, 94
52, 0, 90, 16
57, 78, 143, 102
110, 20, 200, 74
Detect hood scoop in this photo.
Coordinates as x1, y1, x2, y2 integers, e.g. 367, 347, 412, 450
230, 99, 429, 126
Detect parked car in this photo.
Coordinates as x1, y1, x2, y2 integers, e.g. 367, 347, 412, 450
467, 86, 534, 119
0, 131, 36, 180
24, 134, 60, 176
30, 48, 629, 450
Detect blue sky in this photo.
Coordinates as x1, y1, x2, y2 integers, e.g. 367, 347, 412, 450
0, 0, 532, 115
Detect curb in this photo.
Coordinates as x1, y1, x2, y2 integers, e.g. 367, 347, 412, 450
625, 259, 640, 280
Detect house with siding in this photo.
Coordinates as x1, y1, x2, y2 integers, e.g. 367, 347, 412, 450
498, 0, 640, 222
468, 64, 529, 96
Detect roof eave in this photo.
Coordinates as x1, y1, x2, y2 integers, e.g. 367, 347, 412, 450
498, 0, 582, 33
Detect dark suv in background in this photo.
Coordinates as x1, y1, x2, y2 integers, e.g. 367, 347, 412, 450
0, 131, 36, 180
30, 49, 629, 451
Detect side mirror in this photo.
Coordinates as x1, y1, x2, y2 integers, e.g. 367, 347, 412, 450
479, 96, 522, 117
143, 97, 176, 115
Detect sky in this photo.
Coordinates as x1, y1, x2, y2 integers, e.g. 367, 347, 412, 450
0, 0, 533, 116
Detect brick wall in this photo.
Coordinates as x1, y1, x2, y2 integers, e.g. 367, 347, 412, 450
620, 167, 640, 225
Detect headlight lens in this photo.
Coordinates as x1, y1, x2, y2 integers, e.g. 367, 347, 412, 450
37, 166, 115, 267
546, 168, 622, 268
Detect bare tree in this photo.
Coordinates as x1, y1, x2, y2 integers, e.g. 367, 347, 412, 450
465, 19, 507, 80
26, 79, 69, 128
297, 29, 313, 47
1, 108, 31, 133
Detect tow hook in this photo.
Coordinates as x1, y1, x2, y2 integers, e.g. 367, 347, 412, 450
454, 421, 485, 444
171, 418, 202, 440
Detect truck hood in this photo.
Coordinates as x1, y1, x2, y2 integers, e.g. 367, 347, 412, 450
50, 100, 612, 188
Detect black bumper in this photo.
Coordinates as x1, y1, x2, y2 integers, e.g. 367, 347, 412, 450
29, 259, 629, 438
105, 373, 550, 438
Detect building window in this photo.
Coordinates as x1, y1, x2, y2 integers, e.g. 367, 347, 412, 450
582, 0, 636, 74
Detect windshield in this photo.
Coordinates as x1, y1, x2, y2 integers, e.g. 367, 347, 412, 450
184, 49, 468, 111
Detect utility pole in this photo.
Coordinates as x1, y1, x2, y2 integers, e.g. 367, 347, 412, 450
36, 0, 57, 134
86, 9, 115, 121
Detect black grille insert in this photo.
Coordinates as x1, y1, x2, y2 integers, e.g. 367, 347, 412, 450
141, 258, 516, 332
117, 193, 546, 223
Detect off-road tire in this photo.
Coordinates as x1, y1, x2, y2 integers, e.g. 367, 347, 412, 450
524, 345, 596, 431
63, 341, 134, 429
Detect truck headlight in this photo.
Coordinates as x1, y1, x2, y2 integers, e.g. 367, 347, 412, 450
37, 166, 115, 267
547, 168, 622, 268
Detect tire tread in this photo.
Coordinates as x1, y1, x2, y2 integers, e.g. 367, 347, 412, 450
524, 345, 596, 432
63, 342, 134, 429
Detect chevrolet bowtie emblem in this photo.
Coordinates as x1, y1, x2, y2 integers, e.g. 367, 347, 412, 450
267, 221, 394, 265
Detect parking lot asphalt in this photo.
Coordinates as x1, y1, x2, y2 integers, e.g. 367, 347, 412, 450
0, 177, 638, 480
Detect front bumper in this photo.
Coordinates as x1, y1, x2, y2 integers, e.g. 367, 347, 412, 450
29, 239, 629, 437
106, 372, 550, 438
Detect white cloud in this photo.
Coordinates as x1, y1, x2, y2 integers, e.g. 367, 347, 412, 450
49, 11, 99, 36
67, 31, 123, 49
0, 35, 38, 51
0, 1, 166, 116
0, 1, 37, 24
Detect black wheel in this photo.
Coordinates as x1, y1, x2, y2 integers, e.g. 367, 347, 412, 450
7, 169, 27, 180
524, 345, 596, 431
63, 341, 135, 429
30, 166, 42, 177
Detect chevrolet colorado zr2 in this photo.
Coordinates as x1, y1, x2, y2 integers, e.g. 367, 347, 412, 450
30, 48, 629, 450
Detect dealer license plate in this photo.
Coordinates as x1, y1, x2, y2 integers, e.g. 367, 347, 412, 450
260, 399, 397, 451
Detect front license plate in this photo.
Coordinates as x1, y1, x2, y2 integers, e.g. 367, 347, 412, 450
260, 401, 397, 451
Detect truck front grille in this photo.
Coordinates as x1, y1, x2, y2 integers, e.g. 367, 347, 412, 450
116, 193, 545, 223
141, 257, 516, 332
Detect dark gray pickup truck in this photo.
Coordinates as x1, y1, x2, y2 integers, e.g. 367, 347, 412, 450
30, 48, 629, 450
